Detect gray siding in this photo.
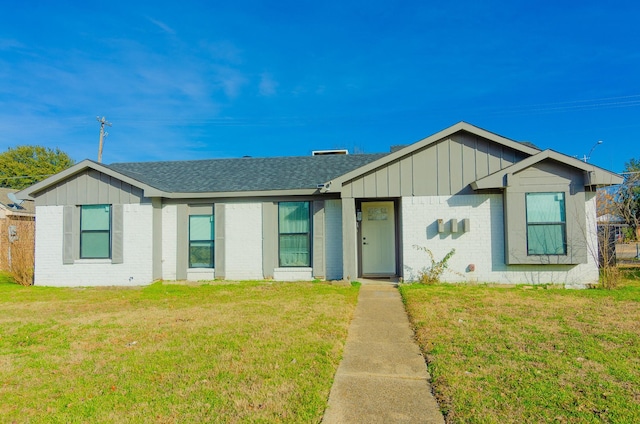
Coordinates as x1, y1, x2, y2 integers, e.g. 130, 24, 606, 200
111, 204, 124, 264
35, 169, 144, 206
214, 203, 225, 279
342, 198, 358, 280
175, 204, 188, 280
312, 201, 325, 279
262, 202, 278, 279
342, 132, 528, 198
152, 198, 163, 280
504, 160, 588, 265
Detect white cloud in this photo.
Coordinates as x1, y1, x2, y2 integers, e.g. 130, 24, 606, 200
201, 40, 244, 65
258, 73, 278, 96
0, 21, 264, 162
145, 17, 176, 35
0, 38, 25, 51
213, 66, 248, 99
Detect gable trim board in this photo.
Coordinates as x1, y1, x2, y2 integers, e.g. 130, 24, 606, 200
471, 149, 621, 190
17, 122, 622, 287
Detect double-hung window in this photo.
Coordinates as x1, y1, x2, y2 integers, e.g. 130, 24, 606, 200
189, 215, 215, 268
526, 192, 567, 255
80, 204, 111, 258
278, 201, 311, 267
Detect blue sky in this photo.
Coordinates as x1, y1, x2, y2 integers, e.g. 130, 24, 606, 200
1, 1, 639, 173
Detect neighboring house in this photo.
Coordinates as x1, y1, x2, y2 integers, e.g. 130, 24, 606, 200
0, 187, 35, 272
16, 122, 623, 287
597, 214, 628, 241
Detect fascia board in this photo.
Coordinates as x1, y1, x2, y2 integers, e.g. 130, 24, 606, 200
15, 159, 330, 201
331, 121, 541, 188
544, 149, 623, 185
472, 150, 623, 189
159, 188, 321, 199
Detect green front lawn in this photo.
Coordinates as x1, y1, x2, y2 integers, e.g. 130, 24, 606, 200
0, 280, 359, 423
400, 271, 640, 423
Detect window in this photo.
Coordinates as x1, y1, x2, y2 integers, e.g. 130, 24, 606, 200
279, 201, 311, 267
80, 204, 111, 258
189, 215, 214, 268
526, 192, 566, 255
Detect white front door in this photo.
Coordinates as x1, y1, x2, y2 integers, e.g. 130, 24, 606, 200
361, 201, 396, 275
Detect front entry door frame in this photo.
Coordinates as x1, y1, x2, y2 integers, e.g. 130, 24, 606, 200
356, 198, 401, 278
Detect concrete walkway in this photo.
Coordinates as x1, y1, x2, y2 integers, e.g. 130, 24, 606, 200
322, 283, 445, 423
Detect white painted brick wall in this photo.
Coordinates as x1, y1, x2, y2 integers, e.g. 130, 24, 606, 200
34, 204, 154, 286
324, 199, 343, 280
187, 268, 215, 281
273, 267, 313, 281
35, 193, 598, 287
401, 194, 599, 286
161, 204, 177, 280
223, 202, 263, 280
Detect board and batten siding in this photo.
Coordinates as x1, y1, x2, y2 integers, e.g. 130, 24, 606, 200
35, 169, 144, 206
342, 132, 528, 198
504, 160, 588, 265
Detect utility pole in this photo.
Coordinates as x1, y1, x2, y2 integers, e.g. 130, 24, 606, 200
96, 116, 112, 163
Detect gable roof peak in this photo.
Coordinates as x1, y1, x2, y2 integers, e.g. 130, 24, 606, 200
471, 149, 623, 189
331, 121, 542, 186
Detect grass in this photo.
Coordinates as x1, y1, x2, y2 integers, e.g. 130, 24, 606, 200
0, 278, 359, 423
400, 270, 640, 424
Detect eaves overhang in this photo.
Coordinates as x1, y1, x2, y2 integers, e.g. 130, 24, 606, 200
15, 159, 332, 201
470, 149, 624, 190
0, 204, 34, 217
157, 188, 326, 199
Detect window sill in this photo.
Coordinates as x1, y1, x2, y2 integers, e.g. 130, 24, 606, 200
275, 267, 313, 270
507, 255, 586, 265
74, 259, 113, 264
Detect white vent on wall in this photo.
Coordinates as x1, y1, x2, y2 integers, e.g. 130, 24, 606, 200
312, 149, 349, 156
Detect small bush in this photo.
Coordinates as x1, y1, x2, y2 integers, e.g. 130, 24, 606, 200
600, 265, 621, 290
3, 219, 34, 286
413, 246, 456, 284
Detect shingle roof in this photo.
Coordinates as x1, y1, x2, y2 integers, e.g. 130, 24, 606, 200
0, 187, 35, 214
107, 153, 388, 193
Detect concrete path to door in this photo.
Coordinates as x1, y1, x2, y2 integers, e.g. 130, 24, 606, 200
322, 282, 445, 423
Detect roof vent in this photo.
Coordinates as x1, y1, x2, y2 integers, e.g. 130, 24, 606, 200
312, 149, 349, 156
